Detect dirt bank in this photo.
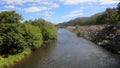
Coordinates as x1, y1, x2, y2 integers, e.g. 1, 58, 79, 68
67, 25, 106, 40
67, 25, 120, 53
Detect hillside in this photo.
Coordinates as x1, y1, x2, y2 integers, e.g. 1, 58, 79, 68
57, 8, 118, 27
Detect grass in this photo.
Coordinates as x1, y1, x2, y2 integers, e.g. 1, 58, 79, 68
0, 49, 31, 68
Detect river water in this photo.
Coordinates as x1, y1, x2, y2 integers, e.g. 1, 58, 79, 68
11, 29, 120, 68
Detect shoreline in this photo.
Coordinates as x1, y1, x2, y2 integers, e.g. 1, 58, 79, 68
67, 25, 120, 54
0, 40, 56, 68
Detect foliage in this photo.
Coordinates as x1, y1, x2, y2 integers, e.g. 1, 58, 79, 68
0, 24, 25, 55
60, 2, 120, 26
105, 8, 118, 24
22, 23, 43, 50
0, 10, 57, 68
0, 11, 23, 24
31, 18, 57, 41
117, 3, 120, 22
0, 23, 43, 56
0, 48, 31, 68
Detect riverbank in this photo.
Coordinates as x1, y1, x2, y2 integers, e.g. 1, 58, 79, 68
0, 49, 31, 68
67, 25, 105, 40
67, 25, 120, 53
8, 29, 120, 68
0, 11, 57, 68
0, 40, 56, 68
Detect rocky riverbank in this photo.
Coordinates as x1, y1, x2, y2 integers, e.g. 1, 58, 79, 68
67, 25, 105, 40
67, 25, 120, 53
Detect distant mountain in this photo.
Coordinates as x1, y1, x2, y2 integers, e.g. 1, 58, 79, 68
57, 12, 103, 27
57, 17, 89, 27
57, 8, 117, 27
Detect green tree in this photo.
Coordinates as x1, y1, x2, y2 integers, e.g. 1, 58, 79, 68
105, 8, 118, 24
31, 18, 57, 41
0, 23, 43, 55
0, 11, 23, 24
22, 23, 43, 50
117, 2, 120, 22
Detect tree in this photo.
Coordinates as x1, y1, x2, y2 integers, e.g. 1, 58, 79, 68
31, 18, 57, 41
0, 23, 43, 55
0, 11, 23, 24
103, 8, 118, 24
117, 2, 120, 22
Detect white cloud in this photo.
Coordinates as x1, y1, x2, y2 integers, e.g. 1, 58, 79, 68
1, 0, 59, 13
51, 3, 59, 8
4, 5, 15, 8
36, 11, 55, 17
1, 0, 59, 6
60, 0, 120, 5
23, 6, 49, 12
23, 4, 59, 13
61, 9, 83, 18
70, 10, 83, 14
99, 0, 120, 5
60, 0, 97, 5
44, 11, 55, 16
1, 0, 38, 5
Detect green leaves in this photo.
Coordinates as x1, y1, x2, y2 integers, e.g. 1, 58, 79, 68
117, 2, 120, 22
31, 18, 57, 41
0, 11, 23, 24
0, 23, 43, 55
0, 11, 57, 57
0, 10, 57, 68
22, 23, 43, 49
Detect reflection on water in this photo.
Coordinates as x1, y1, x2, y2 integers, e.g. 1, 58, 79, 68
11, 29, 120, 68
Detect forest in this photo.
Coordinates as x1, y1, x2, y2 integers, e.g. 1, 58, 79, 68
0, 11, 57, 68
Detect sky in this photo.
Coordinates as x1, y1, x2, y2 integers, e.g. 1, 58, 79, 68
0, 0, 120, 24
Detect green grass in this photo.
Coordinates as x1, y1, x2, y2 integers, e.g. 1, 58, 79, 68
0, 49, 31, 68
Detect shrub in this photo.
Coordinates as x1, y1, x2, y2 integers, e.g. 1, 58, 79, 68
0, 24, 26, 55
0, 23, 43, 56
22, 23, 43, 50
31, 19, 57, 41
41, 23, 57, 40
0, 11, 23, 24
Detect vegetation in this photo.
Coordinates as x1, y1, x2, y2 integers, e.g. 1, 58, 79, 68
0, 49, 31, 68
31, 19, 57, 41
0, 11, 23, 24
117, 3, 120, 22
66, 2, 120, 54
92, 25, 120, 53
0, 10, 57, 68
58, 2, 120, 27
74, 8, 118, 25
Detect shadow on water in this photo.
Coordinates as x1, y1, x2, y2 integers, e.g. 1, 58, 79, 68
11, 28, 120, 68
10, 41, 57, 68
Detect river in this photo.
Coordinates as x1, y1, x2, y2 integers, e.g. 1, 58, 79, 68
11, 29, 120, 68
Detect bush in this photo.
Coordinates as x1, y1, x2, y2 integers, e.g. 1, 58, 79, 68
0, 23, 43, 56
77, 31, 83, 37
0, 24, 25, 56
0, 11, 57, 68
41, 23, 57, 40
22, 23, 43, 50
0, 11, 23, 24
31, 19, 57, 41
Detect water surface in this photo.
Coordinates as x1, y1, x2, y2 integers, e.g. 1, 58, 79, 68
11, 29, 120, 68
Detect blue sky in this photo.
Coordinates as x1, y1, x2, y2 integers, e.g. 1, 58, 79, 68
0, 0, 119, 24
